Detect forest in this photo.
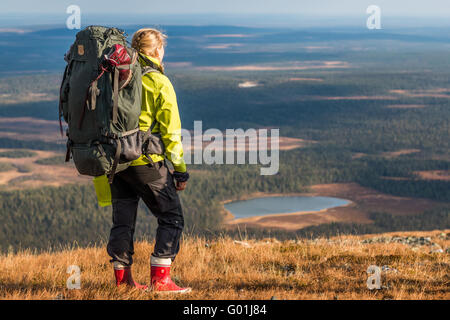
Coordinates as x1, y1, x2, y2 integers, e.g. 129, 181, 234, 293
0, 145, 448, 252
0, 26, 448, 252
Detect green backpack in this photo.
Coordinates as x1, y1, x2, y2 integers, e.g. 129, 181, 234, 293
59, 26, 161, 183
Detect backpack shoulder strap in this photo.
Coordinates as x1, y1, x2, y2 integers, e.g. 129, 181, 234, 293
142, 119, 158, 140
140, 61, 162, 131
138, 53, 163, 75
142, 66, 160, 76
138, 53, 162, 157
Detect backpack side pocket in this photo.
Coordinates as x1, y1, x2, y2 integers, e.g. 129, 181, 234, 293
71, 142, 113, 176
141, 130, 165, 156
119, 129, 142, 162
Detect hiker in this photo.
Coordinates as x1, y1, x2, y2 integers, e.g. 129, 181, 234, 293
104, 28, 190, 293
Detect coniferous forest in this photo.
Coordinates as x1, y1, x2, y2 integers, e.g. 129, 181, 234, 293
0, 25, 449, 252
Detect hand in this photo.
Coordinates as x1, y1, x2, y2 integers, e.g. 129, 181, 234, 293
172, 171, 189, 191
176, 181, 187, 191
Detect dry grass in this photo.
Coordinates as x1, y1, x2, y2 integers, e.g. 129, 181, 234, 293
385, 104, 427, 109
197, 61, 349, 71
0, 230, 448, 300
0, 93, 57, 105
414, 170, 450, 181
381, 149, 421, 158
182, 135, 311, 152
288, 77, 324, 82
0, 117, 64, 143
204, 43, 243, 49
0, 149, 90, 190
390, 88, 450, 99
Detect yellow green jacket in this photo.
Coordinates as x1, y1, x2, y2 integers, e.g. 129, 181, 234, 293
131, 54, 186, 173
93, 54, 186, 206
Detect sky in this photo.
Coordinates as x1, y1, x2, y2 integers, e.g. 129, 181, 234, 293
1, 0, 449, 16
0, 0, 449, 28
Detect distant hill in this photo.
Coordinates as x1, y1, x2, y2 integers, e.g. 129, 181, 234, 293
1, 24, 449, 75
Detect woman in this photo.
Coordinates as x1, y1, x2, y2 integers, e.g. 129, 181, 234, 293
102, 28, 190, 293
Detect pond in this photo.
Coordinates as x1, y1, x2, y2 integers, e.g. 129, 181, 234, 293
224, 196, 350, 219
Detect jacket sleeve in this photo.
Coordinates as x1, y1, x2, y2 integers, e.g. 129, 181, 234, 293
155, 77, 187, 173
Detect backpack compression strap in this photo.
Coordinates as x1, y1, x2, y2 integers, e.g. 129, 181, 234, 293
141, 119, 158, 146
107, 138, 122, 184
112, 67, 119, 124
112, 49, 138, 124
58, 64, 69, 137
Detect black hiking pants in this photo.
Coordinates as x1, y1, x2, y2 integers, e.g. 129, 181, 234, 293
106, 160, 184, 266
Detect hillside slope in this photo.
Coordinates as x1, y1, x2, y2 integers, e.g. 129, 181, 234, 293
0, 230, 448, 300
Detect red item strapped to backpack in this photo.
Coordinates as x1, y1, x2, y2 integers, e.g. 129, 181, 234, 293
104, 44, 132, 67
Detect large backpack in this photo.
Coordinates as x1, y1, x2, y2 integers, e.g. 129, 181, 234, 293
59, 26, 162, 183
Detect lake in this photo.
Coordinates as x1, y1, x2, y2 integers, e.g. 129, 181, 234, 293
224, 196, 350, 219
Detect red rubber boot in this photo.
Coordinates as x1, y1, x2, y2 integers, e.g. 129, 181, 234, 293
114, 262, 148, 290
150, 256, 191, 294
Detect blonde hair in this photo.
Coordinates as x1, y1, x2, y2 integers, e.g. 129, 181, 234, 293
131, 28, 167, 58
